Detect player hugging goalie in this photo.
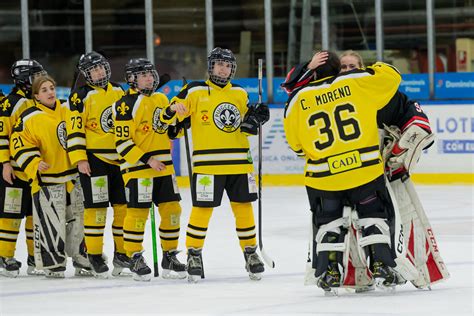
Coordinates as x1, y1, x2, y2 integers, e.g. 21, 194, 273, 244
283, 51, 449, 295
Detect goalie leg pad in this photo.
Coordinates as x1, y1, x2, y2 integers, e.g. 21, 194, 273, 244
390, 177, 450, 287
32, 185, 67, 270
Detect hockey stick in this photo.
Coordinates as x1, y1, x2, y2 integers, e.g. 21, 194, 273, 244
157, 73, 171, 90
149, 203, 159, 277
257, 59, 275, 268
181, 77, 205, 279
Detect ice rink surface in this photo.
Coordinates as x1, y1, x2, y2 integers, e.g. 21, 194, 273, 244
1, 185, 473, 315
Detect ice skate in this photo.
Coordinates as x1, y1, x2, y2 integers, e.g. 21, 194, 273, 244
26, 255, 44, 276
0, 257, 21, 278
162, 250, 187, 279
243, 246, 264, 281
73, 255, 93, 277
45, 266, 66, 278
187, 248, 203, 283
88, 254, 109, 278
372, 261, 403, 292
317, 262, 341, 296
112, 252, 132, 277
129, 252, 152, 282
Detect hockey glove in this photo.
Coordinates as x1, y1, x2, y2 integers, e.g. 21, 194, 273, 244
383, 125, 434, 173
240, 103, 270, 136
167, 117, 191, 139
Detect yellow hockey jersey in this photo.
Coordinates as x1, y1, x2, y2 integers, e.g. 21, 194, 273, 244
114, 89, 175, 185
66, 82, 124, 166
284, 62, 402, 191
10, 100, 77, 193
0, 88, 35, 181
164, 80, 254, 175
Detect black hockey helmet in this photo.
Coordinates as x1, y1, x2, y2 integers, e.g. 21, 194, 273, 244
207, 47, 237, 85
77, 51, 111, 88
125, 58, 159, 96
11, 59, 47, 94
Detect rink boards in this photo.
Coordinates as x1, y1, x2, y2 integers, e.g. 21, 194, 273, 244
175, 102, 474, 185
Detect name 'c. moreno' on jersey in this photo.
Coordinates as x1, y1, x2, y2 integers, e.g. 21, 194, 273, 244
66, 82, 124, 166
0, 88, 35, 181
114, 89, 174, 185
164, 80, 254, 175
284, 62, 402, 191
10, 100, 77, 193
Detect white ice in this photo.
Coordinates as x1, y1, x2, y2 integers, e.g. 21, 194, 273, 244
1, 185, 473, 315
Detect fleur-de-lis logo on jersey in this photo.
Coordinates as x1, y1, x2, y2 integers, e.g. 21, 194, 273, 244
70, 93, 81, 106
220, 110, 236, 125
117, 102, 129, 116
1, 99, 11, 112
213, 102, 241, 133
14, 117, 22, 129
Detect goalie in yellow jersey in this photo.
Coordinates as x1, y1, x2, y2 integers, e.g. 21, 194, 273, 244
10, 75, 89, 278
284, 52, 435, 295
113, 58, 186, 281
161, 47, 270, 282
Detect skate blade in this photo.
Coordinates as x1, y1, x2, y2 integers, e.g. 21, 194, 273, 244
27, 267, 45, 276
74, 268, 93, 277
323, 288, 338, 297
248, 272, 262, 281
132, 273, 151, 282
111, 267, 133, 277
162, 269, 187, 280
0, 269, 19, 278
45, 272, 65, 278
375, 279, 396, 292
187, 274, 200, 283
92, 271, 109, 279
355, 284, 375, 293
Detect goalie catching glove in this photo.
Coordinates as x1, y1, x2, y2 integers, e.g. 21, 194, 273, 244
240, 103, 270, 135
383, 124, 434, 173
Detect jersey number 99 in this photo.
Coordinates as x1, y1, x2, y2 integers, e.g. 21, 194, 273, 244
115, 126, 130, 137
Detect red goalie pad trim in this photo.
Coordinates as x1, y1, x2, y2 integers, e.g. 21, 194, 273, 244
425, 238, 444, 282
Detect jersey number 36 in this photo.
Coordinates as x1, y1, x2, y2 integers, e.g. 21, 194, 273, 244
308, 103, 361, 150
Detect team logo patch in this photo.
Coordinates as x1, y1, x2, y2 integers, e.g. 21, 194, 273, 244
100, 106, 114, 133
57, 121, 67, 150
152, 108, 167, 134
213, 102, 241, 133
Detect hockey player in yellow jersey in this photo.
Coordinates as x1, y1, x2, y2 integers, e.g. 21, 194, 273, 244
66, 51, 128, 277
161, 47, 270, 282
10, 75, 90, 278
284, 51, 433, 294
114, 58, 186, 281
0, 59, 46, 277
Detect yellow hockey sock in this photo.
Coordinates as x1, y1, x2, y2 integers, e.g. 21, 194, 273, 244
112, 204, 127, 254
83, 208, 107, 255
230, 202, 257, 250
186, 207, 213, 250
0, 218, 21, 258
157, 201, 182, 252
123, 208, 149, 257
25, 215, 34, 256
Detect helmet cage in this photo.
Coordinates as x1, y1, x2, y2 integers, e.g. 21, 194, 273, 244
207, 48, 237, 85
78, 52, 111, 88
127, 69, 159, 96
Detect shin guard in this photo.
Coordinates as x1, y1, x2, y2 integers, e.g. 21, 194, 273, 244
230, 202, 257, 250
157, 201, 181, 251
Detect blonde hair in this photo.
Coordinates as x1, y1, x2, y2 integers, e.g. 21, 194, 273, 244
340, 50, 365, 68
32, 75, 56, 96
